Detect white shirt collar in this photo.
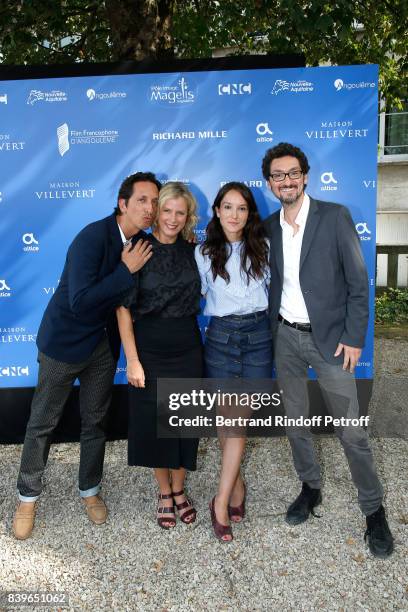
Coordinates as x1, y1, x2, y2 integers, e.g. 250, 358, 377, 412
280, 193, 310, 229
117, 222, 127, 245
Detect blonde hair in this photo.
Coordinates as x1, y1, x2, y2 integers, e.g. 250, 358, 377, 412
153, 182, 199, 240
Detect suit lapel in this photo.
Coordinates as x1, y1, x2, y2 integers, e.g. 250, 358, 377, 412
269, 215, 283, 283
300, 198, 320, 270
107, 213, 123, 267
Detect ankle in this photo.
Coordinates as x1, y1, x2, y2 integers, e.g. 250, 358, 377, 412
172, 489, 184, 497
215, 494, 228, 510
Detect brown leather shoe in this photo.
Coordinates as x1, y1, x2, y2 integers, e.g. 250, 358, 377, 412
82, 495, 107, 525
12, 501, 36, 540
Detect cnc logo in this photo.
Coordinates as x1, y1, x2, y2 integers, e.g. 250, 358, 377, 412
218, 83, 251, 95
22, 233, 40, 252
150, 77, 195, 105
256, 122, 273, 143
355, 222, 372, 241
27, 89, 67, 105
320, 172, 338, 192
0, 280, 11, 297
0, 366, 29, 377
334, 78, 376, 91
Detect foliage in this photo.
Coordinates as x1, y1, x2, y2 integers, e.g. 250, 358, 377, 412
375, 288, 408, 324
0, 1, 406, 108
173, 0, 408, 110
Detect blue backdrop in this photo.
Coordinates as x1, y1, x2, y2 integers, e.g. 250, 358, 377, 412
0, 63, 378, 387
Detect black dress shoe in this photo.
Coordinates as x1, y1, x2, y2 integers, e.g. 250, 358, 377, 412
285, 482, 322, 526
364, 505, 394, 558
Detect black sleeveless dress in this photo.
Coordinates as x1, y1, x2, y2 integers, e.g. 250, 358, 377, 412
121, 234, 203, 469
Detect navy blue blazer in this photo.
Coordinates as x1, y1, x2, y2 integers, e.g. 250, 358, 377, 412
263, 197, 369, 364
37, 213, 139, 363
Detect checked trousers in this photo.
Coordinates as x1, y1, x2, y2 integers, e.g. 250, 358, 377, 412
17, 335, 116, 499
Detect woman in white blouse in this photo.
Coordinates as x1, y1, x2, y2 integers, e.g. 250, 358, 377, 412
195, 181, 271, 541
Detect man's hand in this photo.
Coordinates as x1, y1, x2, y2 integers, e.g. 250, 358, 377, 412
334, 343, 362, 373
121, 239, 152, 273
126, 358, 145, 387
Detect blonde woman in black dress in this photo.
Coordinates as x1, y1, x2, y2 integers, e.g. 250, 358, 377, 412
116, 182, 202, 529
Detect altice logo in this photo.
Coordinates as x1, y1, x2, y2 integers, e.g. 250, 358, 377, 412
57, 123, 69, 157
22, 233, 40, 252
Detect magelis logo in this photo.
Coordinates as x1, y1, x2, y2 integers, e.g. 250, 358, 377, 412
150, 77, 195, 105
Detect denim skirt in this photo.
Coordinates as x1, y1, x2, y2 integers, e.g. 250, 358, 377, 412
204, 310, 273, 378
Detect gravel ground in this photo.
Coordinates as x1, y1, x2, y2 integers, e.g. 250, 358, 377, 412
0, 337, 407, 612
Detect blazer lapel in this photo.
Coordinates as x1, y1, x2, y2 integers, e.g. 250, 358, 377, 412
300, 198, 320, 270
107, 213, 123, 266
270, 216, 283, 283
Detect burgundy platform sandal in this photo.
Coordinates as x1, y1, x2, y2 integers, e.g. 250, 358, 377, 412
172, 489, 197, 524
157, 493, 176, 529
209, 496, 233, 542
228, 483, 246, 523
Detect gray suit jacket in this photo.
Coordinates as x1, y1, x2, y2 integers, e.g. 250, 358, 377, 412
263, 197, 369, 364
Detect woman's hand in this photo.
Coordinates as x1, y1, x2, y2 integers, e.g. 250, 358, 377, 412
126, 358, 145, 387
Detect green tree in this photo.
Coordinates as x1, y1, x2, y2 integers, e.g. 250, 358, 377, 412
0, 0, 406, 108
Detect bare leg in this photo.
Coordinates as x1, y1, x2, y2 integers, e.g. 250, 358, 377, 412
154, 467, 175, 528
218, 437, 245, 512
215, 436, 246, 540
171, 467, 196, 523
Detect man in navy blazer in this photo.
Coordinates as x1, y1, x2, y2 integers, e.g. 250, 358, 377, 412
262, 143, 393, 558
13, 171, 160, 540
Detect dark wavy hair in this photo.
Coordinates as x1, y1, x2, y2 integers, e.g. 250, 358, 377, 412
261, 142, 310, 180
114, 171, 162, 215
201, 182, 269, 284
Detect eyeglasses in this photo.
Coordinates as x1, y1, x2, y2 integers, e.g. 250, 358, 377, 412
269, 170, 303, 182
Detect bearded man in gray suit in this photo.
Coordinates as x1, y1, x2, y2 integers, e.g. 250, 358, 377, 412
262, 142, 393, 558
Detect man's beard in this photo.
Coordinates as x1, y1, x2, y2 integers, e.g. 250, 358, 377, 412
279, 184, 305, 206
